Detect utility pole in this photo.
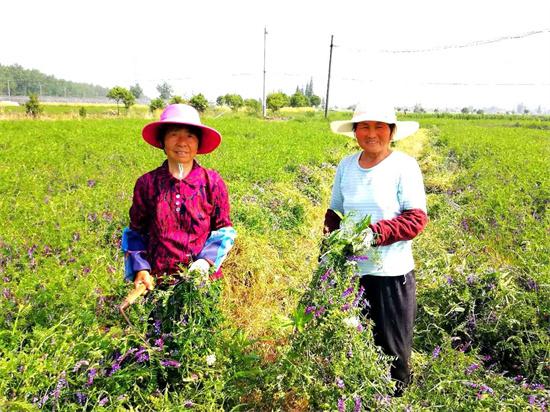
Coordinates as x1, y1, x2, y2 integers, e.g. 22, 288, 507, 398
7, 80, 10, 97
262, 26, 268, 118
324, 35, 334, 118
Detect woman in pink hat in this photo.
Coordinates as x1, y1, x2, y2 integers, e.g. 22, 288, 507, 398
325, 98, 428, 396
122, 104, 236, 290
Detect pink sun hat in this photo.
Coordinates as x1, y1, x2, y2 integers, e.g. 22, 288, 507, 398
142, 104, 221, 154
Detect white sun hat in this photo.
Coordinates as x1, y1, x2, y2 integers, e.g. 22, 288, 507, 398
330, 98, 419, 141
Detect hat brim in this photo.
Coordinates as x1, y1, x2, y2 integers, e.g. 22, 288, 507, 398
142, 120, 221, 154
330, 120, 420, 142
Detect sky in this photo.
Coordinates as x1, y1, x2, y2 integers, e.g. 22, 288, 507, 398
1, 0, 550, 111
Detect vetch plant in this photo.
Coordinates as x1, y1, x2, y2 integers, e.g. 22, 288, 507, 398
261, 214, 394, 410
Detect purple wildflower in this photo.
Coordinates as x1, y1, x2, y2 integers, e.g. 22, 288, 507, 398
87, 213, 98, 222
341, 303, 350, 312
336, 377, 345, 389
315, 307, 326, 317
354, 396, 362, 412
446, 276, 453, 285
154, 320, 162, 335
3, 277, 9, 283
347, 348, 353, 358
352, 286, 365, 307
155, 337, 164, 349
108, 362, 120, 376
466, 275, 475, 284
357, 323, 364, 332
342, 286, 354, 298
161, 359, 181, 368
27, 245, 37, 258
87, 179, 96, 188
2, 288, 12, 300
37, 393, 49, 408
479, 384, 493, 395
432, 346, 441, 359
349, 255, 369, 261
75, 391, 87, 405
320, 268, 332, 282
305, 306, 316, 315
184, 400, 194, 408
86, 368, 97, 386
135, 347, 149, 363
526, 279, 538, 291
530, 383, 545, 390
338, 398, 345, 412
51, 372, 67, 399
98, 396, 109, 406
529, 395, 536, 405
465, 363, 479, 374
514, 375, 523, 383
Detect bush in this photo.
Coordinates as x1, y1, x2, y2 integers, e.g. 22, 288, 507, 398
24, 93, 43, 118
149, 97, 166, 113
169, 96, 186, 104
78, 107, 87, 118
189, 93, 208, 113
266, 92, 289, 112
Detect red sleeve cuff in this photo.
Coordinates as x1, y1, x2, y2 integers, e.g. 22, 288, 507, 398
370, 209, 428, 246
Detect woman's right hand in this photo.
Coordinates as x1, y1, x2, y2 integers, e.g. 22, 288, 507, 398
134, 270, 155, 291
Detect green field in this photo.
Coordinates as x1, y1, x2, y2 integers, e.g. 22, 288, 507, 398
0, 109, 548, 410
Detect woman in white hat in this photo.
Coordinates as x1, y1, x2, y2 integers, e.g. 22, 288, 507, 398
326, 98, 428, 395
123, 104, 236, 290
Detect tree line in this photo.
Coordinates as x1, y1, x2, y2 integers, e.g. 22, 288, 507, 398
0, 64, 109, 97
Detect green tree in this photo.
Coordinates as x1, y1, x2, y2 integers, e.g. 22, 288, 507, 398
24, 93, 43, 118
266, 92, 289, 112
305, 78, 314, 98
189, 93, 208, 113
122, 91, 136, 111
244, 98, 261, 114
224, 94, 244, 111
461, 107, 470, 114
216, 95, 225, 106
156, 82, 173, 100
130, 83, 143, 99
169, 95, 186, 104
149, 97, 166, 113
309, 94, 321, 107
290, 90, 309, 107
107, 86, 133, 115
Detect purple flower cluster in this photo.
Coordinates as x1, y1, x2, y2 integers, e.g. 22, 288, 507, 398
341, 286, 354, 299
51, 372, 67, 399
465, 363, 480, 375
335, 377, 344, 389
352, 286, 364, 307
135, 347, 149, 363
337, 398, 345, 412
432, 346, 441, 359
353, 396, 362, 412
160, 359, 181, 368
86, 368, 97, 387
348, 255, 369, 262
320, 268, 332, 283
464, 382, 494, 399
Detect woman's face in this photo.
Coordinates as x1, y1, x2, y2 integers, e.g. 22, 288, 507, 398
163, 126, 199, 165
354, 121, 392, 156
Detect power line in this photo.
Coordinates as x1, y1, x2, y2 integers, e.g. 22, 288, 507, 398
337, 29, 550, 54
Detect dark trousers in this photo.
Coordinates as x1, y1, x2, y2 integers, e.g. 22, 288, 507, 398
359, 270, 417, 395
